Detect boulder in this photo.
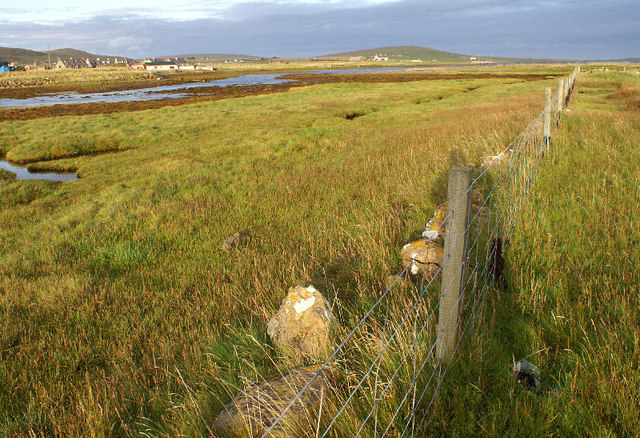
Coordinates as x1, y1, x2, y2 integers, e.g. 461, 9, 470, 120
422, 203, 448, 239
222, 231, 251, 251
267, 286, 334, 362
213, 365, 334, 437
401, 239, 444, 282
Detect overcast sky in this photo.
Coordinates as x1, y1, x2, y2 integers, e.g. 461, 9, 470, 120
1, 0, 638, 59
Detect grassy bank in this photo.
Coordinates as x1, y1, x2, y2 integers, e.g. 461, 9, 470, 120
0, 67, 580, 435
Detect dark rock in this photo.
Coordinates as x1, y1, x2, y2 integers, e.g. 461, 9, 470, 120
222, 231, 251, 251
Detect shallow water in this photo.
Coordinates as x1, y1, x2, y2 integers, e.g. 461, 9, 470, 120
0, 160, 78, 181
0, 73, 294, 108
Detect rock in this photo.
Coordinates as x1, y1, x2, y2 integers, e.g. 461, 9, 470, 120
267, 286, 335, 362
422, 203, 448, 239
222, 231, 251, 251
401, 239, 444, 282
514, 359, 541, 392
214, 365, 334, 437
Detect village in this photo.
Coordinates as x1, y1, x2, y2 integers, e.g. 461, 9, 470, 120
0, 52, 423, 74
0, 55, 220, 72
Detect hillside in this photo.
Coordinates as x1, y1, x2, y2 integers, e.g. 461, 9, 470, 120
0, 46, 127, 65
319, 45, 576, 64
320, 45, 472, 62
163, 53, 261, 61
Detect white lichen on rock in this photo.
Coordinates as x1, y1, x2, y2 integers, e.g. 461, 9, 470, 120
267, 285, 335, 362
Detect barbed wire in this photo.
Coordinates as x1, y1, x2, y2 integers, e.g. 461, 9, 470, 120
260, 67, 579, 438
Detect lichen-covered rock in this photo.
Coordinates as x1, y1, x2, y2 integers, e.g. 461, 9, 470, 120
267, 286, 334, 362
401, 239, 444, 281
422, 203, 448, 239
213, 365, 334, 437
222, 231, 251, 251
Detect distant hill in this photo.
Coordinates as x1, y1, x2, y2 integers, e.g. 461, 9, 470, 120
320, 46, 472, 62
319, 46, 575, 64
0, 46, 128, 66
163, 53, 262, 61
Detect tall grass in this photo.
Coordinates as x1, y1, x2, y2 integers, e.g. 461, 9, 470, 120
0, 68, 572, 435
424, 71, 640, 436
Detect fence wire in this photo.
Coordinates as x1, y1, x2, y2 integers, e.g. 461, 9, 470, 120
260, 67, 580, 438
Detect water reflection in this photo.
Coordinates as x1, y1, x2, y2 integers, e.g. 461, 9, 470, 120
0, 160, 78, 181
0, 73, 295, 109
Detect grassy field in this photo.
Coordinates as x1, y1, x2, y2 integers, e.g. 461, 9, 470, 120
426, 69, 640, 435
2, 65, 637, 435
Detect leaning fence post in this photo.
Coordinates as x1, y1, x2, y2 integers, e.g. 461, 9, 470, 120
544, 87, 551, 149
436, 167, 473, 365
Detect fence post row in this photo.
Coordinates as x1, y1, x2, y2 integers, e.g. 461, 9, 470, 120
436, 167, 473, 365
434, 67, 579, 366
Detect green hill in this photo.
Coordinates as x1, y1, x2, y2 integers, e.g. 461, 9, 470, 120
320, 46, 473, 62
165, 53, 261, 61
319, 45, 575, 64
0, 46, 128, 66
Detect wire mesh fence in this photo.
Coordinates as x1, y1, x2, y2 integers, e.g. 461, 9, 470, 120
259, 66, 580, 438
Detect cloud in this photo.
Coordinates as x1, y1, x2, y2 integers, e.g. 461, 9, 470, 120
1, 0, 638, 59
108, 36, 152, 53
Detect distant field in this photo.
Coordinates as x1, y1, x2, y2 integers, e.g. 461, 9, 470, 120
1, 65, 637, 435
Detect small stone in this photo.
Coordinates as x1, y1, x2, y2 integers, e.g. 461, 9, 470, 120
213, 365, 334, 437
422, 203, 448, 239
222, 231, 251, 251
401, 239, 444, 282
267, 286, 335, 362
514, 359, 541, 392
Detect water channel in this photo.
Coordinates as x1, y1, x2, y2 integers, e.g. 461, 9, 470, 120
0, 160, 78, 181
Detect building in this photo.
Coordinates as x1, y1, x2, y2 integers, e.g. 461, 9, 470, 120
56, 58, 98, 69
141, 60, 178, 70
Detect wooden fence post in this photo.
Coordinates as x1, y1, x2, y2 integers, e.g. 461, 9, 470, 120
544, 87, 551, 146
557, 79, 564, 114
436, 167, 473, 365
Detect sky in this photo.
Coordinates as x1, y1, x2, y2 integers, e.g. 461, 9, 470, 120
1, 0, 638, 59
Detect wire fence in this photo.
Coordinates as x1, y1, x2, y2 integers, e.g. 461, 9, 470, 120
259, 66, 580, 437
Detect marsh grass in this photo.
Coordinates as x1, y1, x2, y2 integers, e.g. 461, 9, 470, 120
0, 67, 153, 87
0, 67, 605, 436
